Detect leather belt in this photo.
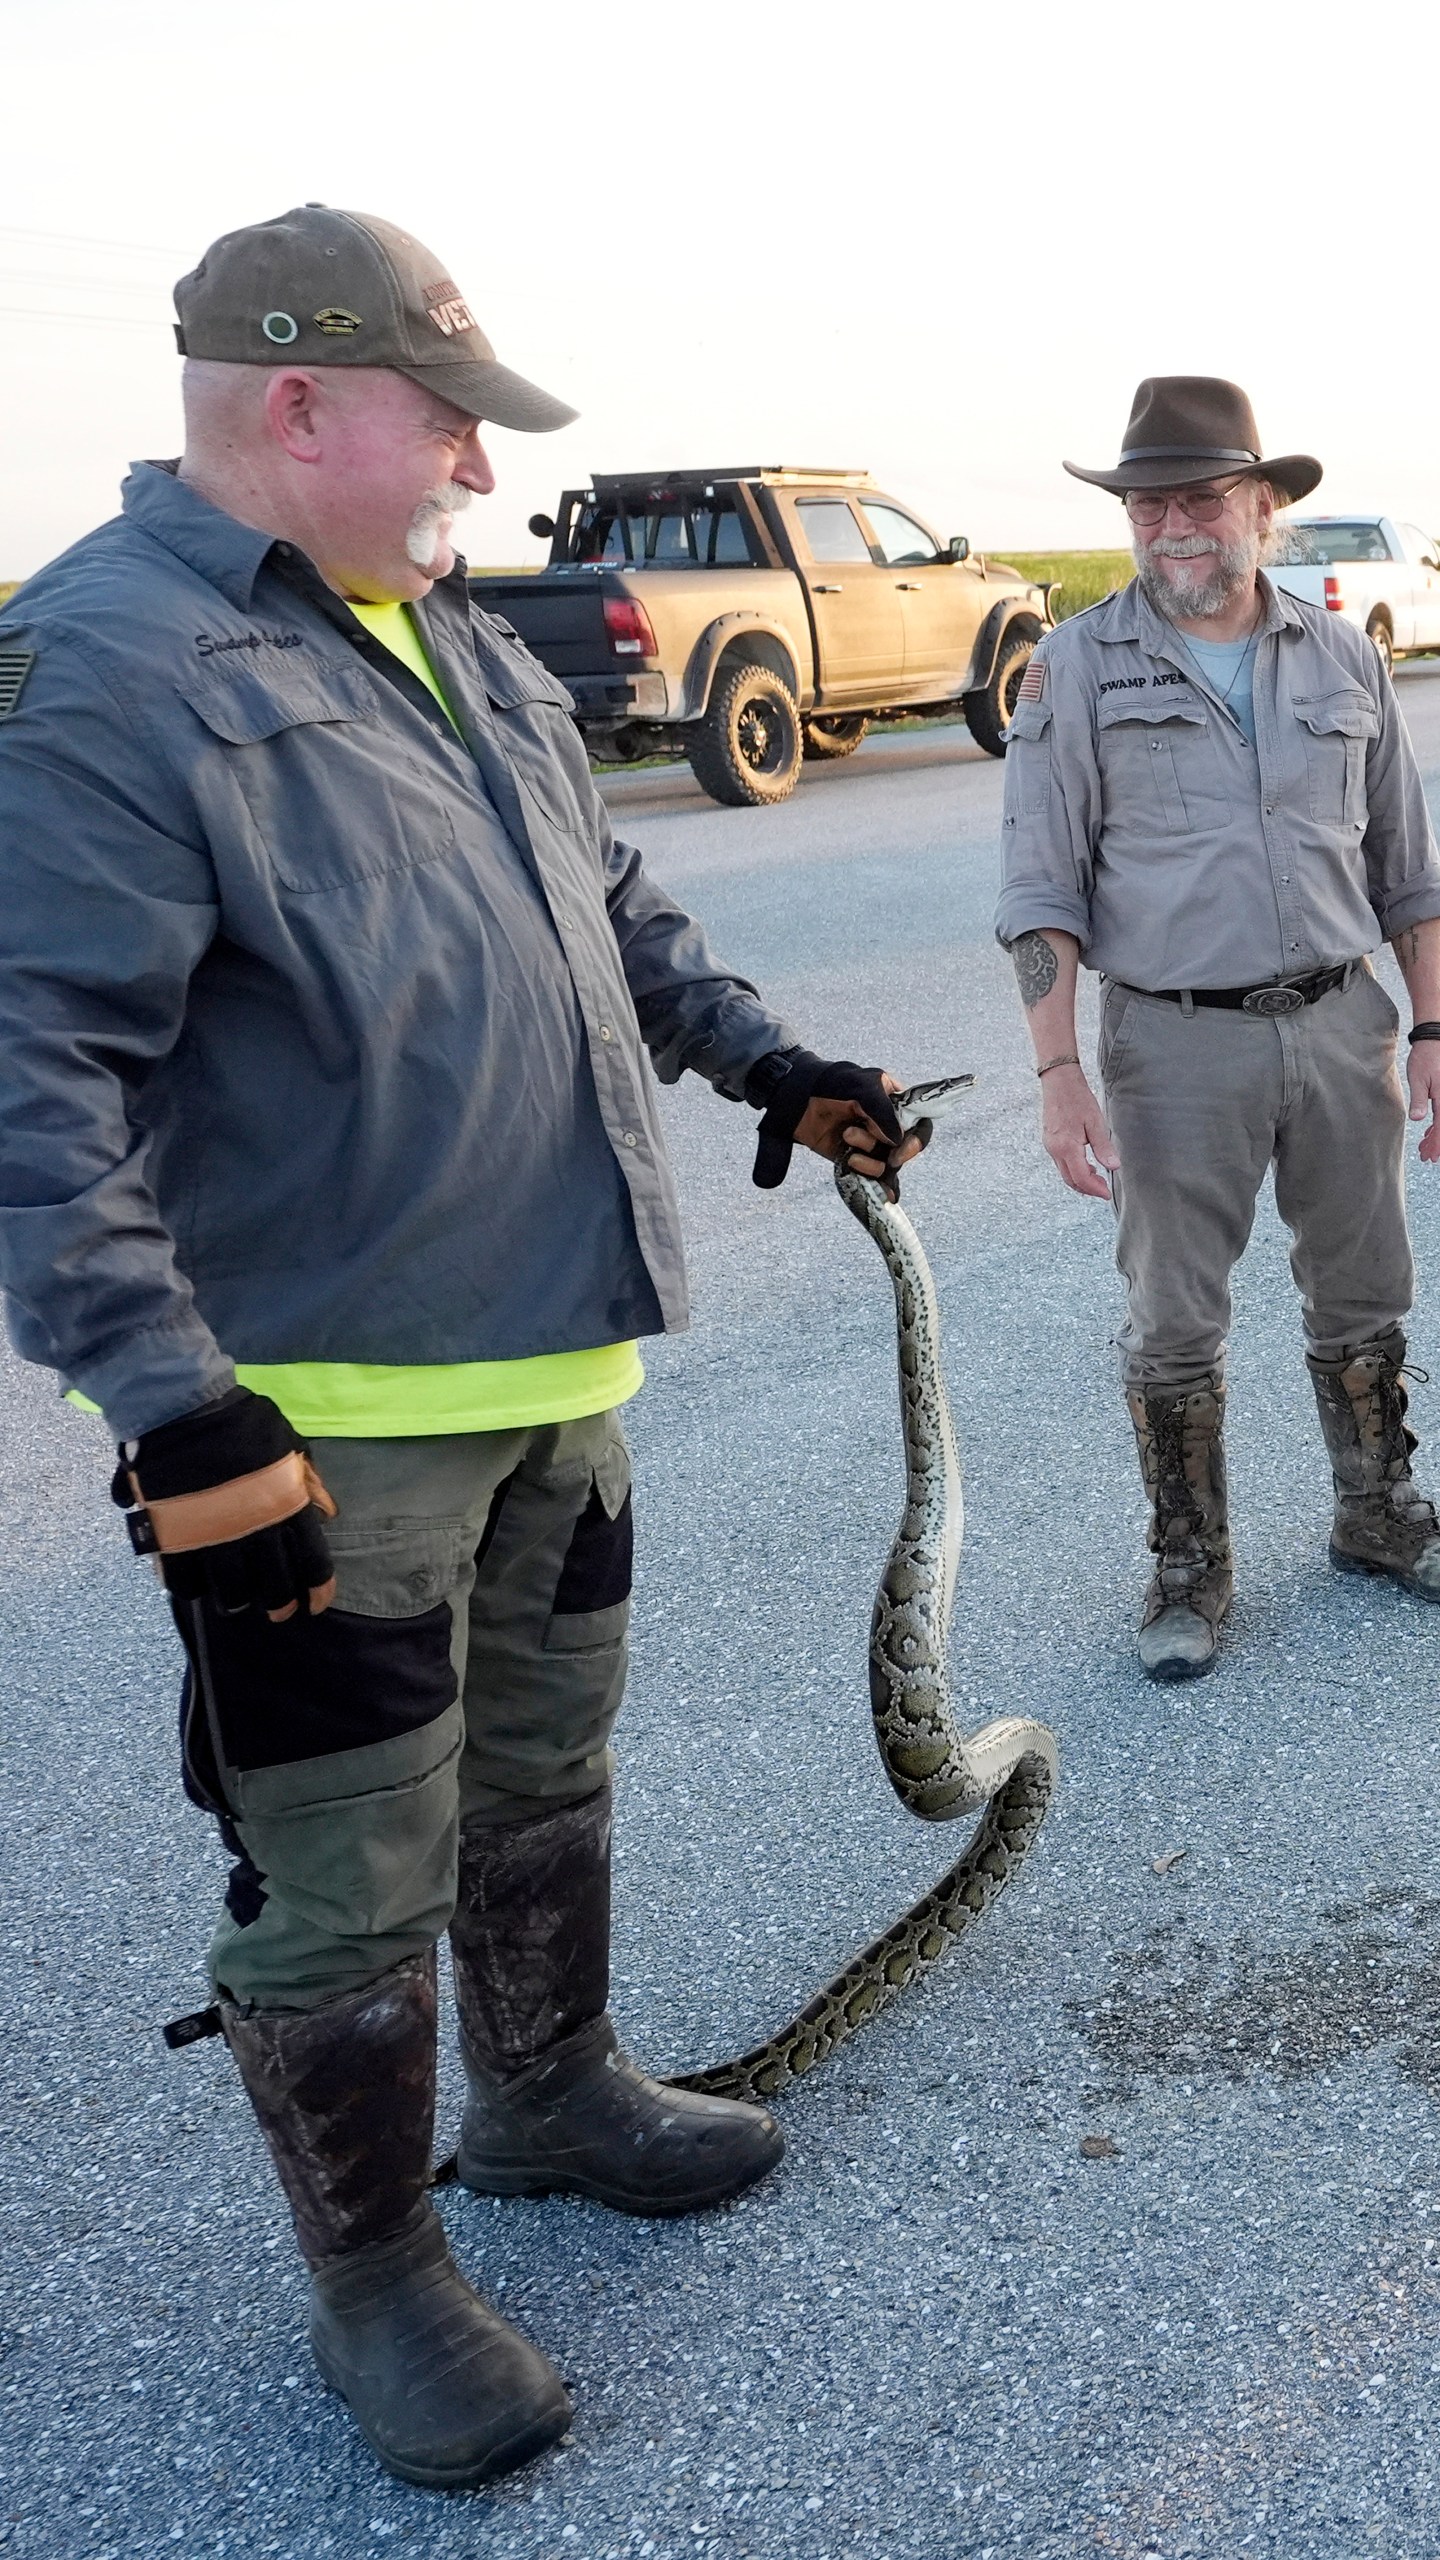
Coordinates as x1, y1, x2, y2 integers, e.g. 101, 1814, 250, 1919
1121, 963, 1352, 1018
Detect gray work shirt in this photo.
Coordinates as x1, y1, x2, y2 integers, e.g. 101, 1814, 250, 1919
0, 465, 791, 1439
994, 573, 1440, 989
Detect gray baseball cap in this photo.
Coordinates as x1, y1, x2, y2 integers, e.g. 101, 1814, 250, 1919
173, 204, 577, 432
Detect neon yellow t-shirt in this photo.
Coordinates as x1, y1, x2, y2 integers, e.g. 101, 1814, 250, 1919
221, 601, 642, 1437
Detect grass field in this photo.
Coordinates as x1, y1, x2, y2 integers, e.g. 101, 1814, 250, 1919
997, 549, 1132, 617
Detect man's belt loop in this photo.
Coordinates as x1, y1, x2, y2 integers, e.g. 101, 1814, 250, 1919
1180, 990, 1195, 1018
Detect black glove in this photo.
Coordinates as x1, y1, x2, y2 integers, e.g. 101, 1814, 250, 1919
745, 1048, 906, 1192
112, 1386, 337, 1618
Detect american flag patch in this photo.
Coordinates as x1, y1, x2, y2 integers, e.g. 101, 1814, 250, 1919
1018, 653, 1047, 702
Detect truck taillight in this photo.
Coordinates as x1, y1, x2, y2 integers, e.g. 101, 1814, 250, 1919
603, 596, 659, 658
1323, 574, 1346, 612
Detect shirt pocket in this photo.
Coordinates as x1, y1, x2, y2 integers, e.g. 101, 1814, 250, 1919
1292, 690, 1378, 830
1096, 694, 1228, 836
177, 653, 457, 892
475, 625, 594, 839
1005, 697, 1053, 815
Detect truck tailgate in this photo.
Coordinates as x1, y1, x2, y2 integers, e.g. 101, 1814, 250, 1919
467, 573, 609, 677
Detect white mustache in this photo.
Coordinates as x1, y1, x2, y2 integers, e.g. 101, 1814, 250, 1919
1146, 533, 1221, 559
405, 483, 473, 571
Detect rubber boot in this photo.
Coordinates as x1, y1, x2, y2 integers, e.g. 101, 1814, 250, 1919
450, 1788, 783, 2215
1126, 1376, 1234, 1680
222, 1951, 570, 2489
1308, 1329, 1440, 1599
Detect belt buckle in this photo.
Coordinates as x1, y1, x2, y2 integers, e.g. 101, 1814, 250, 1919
1241, 983, 1306, 1017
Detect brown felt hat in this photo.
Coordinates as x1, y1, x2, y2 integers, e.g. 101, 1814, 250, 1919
1063, 376, 1321, 503
173, 204, 577, 432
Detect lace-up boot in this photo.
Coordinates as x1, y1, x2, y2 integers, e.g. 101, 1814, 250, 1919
222, 1952, 570, 2488
451, 1788, 783, 2215
1308, 1330, 1440, 1599
1126, 1376, 1233, 1679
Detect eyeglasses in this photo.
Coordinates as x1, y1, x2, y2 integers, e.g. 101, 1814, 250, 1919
1124, 478, 1250, 528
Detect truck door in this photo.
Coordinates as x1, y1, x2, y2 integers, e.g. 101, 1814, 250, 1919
1397, 523, 1440, 649
859, 498, 985, 696
783, 494, 905, 705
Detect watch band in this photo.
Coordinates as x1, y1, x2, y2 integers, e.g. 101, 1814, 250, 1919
1408, 1021, 1440, 1044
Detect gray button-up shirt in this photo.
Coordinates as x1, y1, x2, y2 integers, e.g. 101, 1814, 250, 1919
0, 465, 791, 1438
994, 573, 1440, 989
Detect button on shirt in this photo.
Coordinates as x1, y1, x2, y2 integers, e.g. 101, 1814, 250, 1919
0, 465, 792, 1440
994, 574, 1440, 991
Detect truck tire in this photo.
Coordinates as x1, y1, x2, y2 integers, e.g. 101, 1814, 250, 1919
689, 661, 803, 806
802, 714, 870, 761
963, 626, 1038, 758
1366, 613, 1395, 678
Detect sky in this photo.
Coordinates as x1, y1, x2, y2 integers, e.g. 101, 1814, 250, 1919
4, 0, 1440, 578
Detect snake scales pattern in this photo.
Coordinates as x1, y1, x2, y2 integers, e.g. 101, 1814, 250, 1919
673, 1076, 1060, 2106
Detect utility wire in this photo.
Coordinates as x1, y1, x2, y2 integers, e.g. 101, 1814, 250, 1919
0, 224, 181, 257
0, 305, 171, 331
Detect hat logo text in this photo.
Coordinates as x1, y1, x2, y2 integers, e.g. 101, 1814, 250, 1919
313, 306, 363, 335
423, 280, 476, 338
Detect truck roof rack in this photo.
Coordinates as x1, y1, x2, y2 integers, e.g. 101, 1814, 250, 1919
588, 466, 875, 493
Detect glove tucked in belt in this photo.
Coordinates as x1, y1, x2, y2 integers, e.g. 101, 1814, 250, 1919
112, 1385, 337, 1621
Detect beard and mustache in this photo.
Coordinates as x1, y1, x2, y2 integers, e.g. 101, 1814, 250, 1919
1133, 519, 1263, 623
405, 480, 474, 571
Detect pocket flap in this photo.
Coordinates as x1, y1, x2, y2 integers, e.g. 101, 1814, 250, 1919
1097, 690, 1208, 730
177, 654, 377, 744
1293, 690, 1379, 740
1007, 699, 1052, 742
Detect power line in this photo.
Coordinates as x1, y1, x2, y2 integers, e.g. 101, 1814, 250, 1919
0, 305, 171, 332
0, 223, 181, 258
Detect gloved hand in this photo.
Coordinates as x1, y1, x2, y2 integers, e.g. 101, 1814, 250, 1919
112, 1386, 337, 1622
745, 1049, 917, 1200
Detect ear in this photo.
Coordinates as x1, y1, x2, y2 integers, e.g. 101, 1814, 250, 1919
262, 370, 327, 466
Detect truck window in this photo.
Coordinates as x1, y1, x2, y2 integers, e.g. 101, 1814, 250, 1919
571, 491, 754, 566
1273, 520, 1395, 565
862, 502, 942, 566
795, 499, 876, 564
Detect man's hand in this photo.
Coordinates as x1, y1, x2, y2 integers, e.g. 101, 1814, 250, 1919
113, 1386, 337, 1623
747, 1053, 925, 1201
1408, 1042, 1440, 1165
1040, 1062, 1121, 1199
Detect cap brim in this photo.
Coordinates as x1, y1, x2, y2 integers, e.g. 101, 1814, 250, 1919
395, 355, 577, 432
1064, 452, 1323, 505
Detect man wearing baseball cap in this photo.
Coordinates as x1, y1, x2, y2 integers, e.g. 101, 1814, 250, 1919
0, 206, 921, 2489
995, 377, 1440, 1679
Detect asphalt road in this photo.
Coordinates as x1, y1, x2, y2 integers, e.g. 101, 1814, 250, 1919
8, 670, 1440, 2560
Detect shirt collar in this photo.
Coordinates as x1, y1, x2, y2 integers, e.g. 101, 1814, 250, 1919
121, 460, 284, 612
1099, 568, 1301, 652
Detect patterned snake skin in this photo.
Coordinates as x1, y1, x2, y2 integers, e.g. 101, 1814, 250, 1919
674, 1077, 1060, 2105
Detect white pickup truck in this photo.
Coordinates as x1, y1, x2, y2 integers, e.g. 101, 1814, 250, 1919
1267, 514, 1440, 675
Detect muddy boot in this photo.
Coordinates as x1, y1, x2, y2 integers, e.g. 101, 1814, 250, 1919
451, 1788, 783, 2216
222, 1952, 570, 2489
1308, 1330, 1440, 1599
1126, 1377, 1233, 1680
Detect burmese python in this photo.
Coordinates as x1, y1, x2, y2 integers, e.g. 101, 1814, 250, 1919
673, 1075, 1060, 2105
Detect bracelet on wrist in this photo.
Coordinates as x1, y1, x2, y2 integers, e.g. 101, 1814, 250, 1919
1409, 1021, 1440, 1045
1036, 1053, 1081, 1079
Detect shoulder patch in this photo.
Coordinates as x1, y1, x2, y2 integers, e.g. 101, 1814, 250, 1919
1018, 653, 1047, 702
0, 648, 35, 718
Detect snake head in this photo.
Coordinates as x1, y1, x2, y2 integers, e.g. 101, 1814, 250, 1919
892, 1074, 977, 1141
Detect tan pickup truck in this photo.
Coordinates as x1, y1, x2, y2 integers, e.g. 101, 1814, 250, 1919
468, 466, 1055, 808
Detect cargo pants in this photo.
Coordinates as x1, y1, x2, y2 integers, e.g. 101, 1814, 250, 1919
175, 1411, 633, 2012
1097, 962, 1414, 1388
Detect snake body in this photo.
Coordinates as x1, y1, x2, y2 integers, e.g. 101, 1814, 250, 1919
675, 1076, 1060, 2105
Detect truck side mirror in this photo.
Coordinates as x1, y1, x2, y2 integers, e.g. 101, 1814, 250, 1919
947, 534, 970, 563
528, 513, 557, 540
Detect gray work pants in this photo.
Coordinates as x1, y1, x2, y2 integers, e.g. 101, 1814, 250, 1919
177, 1412, 633, 2012
1097, 965, 1414, 1389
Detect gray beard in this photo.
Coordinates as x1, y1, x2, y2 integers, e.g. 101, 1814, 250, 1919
1134, 527, 1260, 623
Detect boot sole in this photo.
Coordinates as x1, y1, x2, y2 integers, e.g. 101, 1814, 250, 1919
312, 2337, 570, 2489
455, 2140, 783, 2218
1139, 1649, 1218, 1682
1331, 1542, 1440, 1600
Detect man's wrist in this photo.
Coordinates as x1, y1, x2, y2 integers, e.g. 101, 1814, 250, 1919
1408, 1021, 1440, 1045
743, 1044, 812, 1111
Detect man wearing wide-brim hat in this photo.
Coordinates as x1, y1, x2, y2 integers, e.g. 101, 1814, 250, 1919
995, 376, 1440, 1678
